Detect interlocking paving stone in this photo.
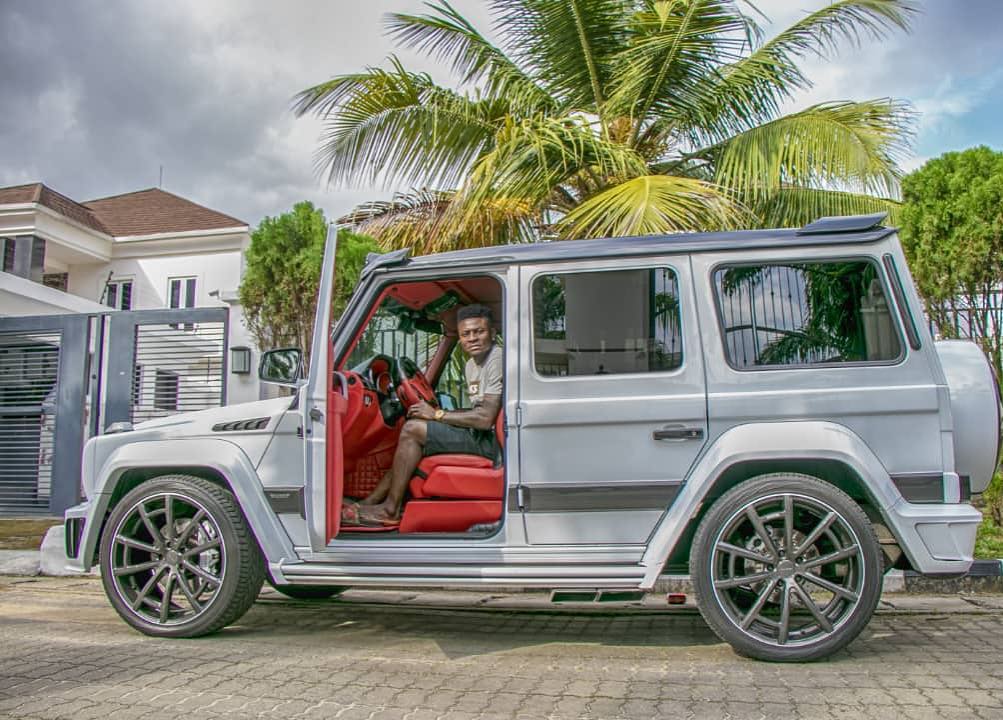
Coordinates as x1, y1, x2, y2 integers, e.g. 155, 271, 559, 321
1, 577, 1002, 719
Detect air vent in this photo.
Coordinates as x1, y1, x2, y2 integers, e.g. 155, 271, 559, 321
212, 417, 270, 432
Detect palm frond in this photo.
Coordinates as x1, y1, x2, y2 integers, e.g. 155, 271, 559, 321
386, 1, 554, 112
688, 0, 918, 139
294, 58, 506, 188
749, 186, 902, 228
493, 0, 631, 120
605, 0, 749, 144
340, 188, 538, 254
555, 174, 747, 238
711, 99, 916, 201
458, 114, 649, 214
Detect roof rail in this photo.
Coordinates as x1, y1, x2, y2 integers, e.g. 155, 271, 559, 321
361, 248, 410, 278
797, 212, 889, 236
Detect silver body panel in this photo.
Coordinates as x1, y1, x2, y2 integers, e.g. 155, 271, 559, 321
66, 227, 991, 584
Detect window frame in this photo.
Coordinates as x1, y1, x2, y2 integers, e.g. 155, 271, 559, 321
710, 255, 908, 372
105, 278, 134, 310
528, 263, 687, 383
167, 276, 197, 310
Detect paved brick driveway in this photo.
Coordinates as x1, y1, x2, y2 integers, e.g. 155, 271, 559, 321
1, 577, 1002, 719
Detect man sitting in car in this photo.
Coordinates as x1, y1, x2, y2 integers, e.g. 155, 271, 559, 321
344, 304, 503, 526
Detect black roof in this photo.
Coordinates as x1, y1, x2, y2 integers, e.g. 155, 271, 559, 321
363, 214, 896, 276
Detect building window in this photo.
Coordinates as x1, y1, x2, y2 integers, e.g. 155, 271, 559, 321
713, 260, 903, 368
105, 280, 133, 310
132, 365, 143, 406
153, 369, 179, 411
42, 273, 68, 292
2, 238, 14, 273
168, 277, 196, 330
169, 277, 197, 309
532, 268, 683, 377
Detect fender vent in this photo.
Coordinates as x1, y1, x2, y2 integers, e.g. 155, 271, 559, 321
212, 417, 270, 432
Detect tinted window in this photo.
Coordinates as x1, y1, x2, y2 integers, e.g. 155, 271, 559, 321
713, 261, 902, 368
532, 268, 682, 377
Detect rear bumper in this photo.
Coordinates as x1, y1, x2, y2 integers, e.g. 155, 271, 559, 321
887, 498, 981, 575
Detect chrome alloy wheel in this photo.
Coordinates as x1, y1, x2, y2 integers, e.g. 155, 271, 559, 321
709, 492, 865, 648
108, 492, 226, 627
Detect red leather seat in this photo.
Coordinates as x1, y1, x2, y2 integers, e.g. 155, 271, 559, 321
400, 412, 505, 533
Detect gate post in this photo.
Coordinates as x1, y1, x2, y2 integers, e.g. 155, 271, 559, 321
49, 315, 90, 514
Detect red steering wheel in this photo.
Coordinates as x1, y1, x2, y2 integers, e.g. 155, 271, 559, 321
396, 356, 437, 408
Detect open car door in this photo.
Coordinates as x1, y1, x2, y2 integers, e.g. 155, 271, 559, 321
302, 224, 345, 547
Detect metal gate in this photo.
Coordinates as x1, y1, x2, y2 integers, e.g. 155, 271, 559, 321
102, 307, 229, 429
0, 315, 90, 516
0, 307, 229, 517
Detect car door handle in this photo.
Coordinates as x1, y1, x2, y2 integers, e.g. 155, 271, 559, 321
653, 427, 704, 441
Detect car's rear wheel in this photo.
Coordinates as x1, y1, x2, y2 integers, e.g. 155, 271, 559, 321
99, 474, 265, 637
690, 473, 882, 662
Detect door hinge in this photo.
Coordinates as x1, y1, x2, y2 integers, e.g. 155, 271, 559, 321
516, 485, 527, 510
515, 405, 523, 427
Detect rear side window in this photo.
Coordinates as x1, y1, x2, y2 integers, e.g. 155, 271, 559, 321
713, 260, 902, 368
532, 268, 682, 377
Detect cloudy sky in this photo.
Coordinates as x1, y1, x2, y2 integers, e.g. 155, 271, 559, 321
2, 0, 1001, 229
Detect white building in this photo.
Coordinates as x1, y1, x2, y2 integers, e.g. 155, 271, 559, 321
0, 183, 261, 406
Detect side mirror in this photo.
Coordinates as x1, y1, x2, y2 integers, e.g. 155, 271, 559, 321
259, 347, 303, 386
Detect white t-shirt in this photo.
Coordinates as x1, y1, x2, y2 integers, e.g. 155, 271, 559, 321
465, 343, 503, 407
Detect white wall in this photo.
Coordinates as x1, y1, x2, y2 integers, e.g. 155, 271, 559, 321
67, 250, 243, 310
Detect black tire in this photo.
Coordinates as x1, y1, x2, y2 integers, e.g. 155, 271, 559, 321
267, 582, 346, 601
690, 473, 882, 662
99, 474, 266, 638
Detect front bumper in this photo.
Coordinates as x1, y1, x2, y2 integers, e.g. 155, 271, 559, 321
887, 498, 981, 575
63, 500, 100, 572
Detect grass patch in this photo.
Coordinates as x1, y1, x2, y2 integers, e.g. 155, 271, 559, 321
976, 517, 1003, 559
0, 518, 62, 550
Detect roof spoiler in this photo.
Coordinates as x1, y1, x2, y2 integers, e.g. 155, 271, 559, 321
797, 212, 889, 236
360, 248, 410, 278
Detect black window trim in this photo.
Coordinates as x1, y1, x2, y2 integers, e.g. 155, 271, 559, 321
710, 255, 908, 372
528, 263, 686, 382
882, 253, 922, 351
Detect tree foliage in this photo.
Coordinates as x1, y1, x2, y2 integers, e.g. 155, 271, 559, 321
239, 201, 380, 356
296, 0, 916, 253
900, 146, 1003, 378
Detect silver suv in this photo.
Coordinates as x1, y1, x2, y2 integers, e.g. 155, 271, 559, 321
64, 213, 999, 661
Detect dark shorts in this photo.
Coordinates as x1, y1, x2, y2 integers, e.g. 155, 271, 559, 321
424, 421, 499, 461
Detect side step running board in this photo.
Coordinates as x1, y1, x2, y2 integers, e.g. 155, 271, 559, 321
550, 589, 646, 603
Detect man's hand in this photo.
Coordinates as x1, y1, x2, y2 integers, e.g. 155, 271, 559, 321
406, 400, 438, 421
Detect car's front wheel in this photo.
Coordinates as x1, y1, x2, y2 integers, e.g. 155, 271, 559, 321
99, 474, 265, 637
690, 473, 882, 662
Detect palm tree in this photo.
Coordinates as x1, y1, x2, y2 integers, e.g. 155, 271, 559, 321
295, 0, 916, 254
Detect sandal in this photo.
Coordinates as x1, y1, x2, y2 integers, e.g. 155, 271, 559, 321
341, 501, 400, 528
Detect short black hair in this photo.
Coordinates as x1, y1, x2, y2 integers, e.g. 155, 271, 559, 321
457, 303, 493, 325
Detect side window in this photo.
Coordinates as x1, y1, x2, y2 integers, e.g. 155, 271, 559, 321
713, 260, 902, 368
532, 268, 682, 377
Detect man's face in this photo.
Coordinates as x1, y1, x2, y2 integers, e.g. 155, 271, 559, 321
458, 316, 492, 359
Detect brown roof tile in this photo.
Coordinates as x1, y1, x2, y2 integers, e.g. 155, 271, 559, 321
0, 183, 108, 233
83, 188, 247, 236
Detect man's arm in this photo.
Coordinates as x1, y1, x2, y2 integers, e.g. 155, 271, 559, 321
407, 395, 501, 431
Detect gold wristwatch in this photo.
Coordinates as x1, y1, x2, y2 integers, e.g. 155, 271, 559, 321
434, 408, 446, 421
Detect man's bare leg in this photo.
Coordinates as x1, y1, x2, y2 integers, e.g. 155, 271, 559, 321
360, 470, 393, 505
360, 419, 427, 522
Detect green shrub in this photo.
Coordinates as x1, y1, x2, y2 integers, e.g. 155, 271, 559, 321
985, 471, 1003, 526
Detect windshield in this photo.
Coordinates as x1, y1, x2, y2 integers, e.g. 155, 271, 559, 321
345, 296, 445, 372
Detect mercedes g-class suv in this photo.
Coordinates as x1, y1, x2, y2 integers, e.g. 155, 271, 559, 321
64, 213, 999, 661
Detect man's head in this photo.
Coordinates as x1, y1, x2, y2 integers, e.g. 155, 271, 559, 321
457, 304, 494, 360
